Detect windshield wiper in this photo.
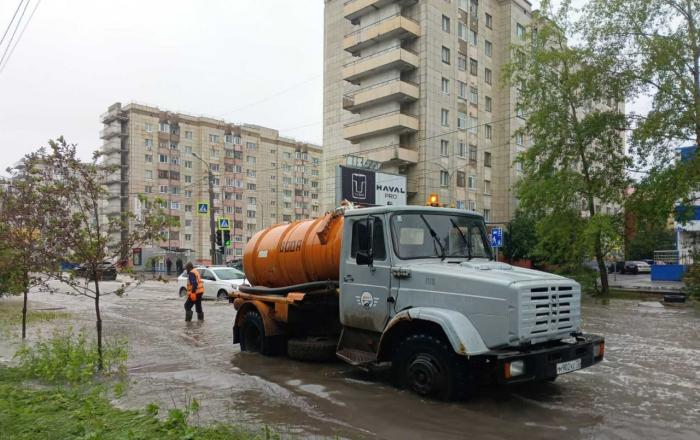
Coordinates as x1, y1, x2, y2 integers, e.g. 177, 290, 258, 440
419, 214, 446, 260
450, 218, 472, 260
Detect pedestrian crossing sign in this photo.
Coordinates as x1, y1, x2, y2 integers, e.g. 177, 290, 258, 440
197, 202, 209, 215
217, 217, 231, 231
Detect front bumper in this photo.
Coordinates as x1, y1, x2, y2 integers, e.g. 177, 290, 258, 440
492, 334, 604, 384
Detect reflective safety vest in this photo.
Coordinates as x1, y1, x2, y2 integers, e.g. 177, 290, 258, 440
187, 268, 205, 301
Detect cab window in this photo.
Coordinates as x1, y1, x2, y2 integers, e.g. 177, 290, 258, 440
351, 217, 387, 261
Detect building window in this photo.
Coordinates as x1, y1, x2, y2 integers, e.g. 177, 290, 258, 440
484, 151, 492, 167
485, 40, 492, 57
442, 46, 451, 64
468, 175, 476, 190
209, 134, 219, 143
458, 141, 466, 157
185, 190, 192, 198
184, 175, 192, 183
469, 116, 478, 134
458, 22, 467, 40
441, 109, 449, 127
517, 23, 526, 40
516, 132, 524, 146
469, 29, 477, 46
458, 112, 467, 129
184, 160, 192, 169
185, 234, 192, 241
442, 15, 450, 32
469, 145, 478, 161
484, 180, 491, 194
483, 209, 491, 222
144, 139, 153, 150
485, 96, 492, 112
160, 185, 168, 194
470, 58, 478, 76
485, 124, 492, 139
458, 53, 467, 71
441, 77, 450, 94
485, 13, 493, 29
440, 140, 449, 157
469, 86, 478, 105
170, 157, 179, 165
159, 122, 169, 133
457, 171, 466, 188
459, 0, 468, 10
485, 68, 492, 85
516, 106, 525, 119
440, 171, 449, 187
171, 201, 180, 210
516, 160, 523, 172
185, 146, 192, 154
247, 156, 256, 164
144, 123, 153, 133
452, 81, 464, 100
159, 154, 168, 163
145, 154, 152, 162
185, 131, 193, 140
246, 142, 257, 150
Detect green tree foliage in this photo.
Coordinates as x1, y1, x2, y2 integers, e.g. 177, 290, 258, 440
626, 220, 676, 260
35, 138, 174, 370
584, 0, 700, 225
502, 210, 538, 262
506, 2, 631, 293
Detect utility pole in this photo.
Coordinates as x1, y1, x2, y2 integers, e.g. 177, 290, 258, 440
193, 152, 217, 265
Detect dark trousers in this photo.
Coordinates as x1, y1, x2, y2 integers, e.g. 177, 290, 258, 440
184, 295, 203, 314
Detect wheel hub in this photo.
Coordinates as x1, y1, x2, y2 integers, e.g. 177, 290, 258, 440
407, 354, 443, 395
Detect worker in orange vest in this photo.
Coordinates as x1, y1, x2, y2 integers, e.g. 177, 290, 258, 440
184, 262, 205, 321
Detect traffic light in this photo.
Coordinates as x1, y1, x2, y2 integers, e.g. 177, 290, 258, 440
216, 232, 223, 247
223, 230, 231, 247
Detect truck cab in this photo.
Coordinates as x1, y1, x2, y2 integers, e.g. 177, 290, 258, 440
231, 205, 604, 400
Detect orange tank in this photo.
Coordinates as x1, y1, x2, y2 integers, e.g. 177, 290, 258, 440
243, 212, 344, 287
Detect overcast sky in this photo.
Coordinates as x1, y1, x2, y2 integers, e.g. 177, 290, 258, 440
0, 0, 324, 171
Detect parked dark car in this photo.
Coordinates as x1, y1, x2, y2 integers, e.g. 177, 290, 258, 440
74, 261, 118, 281
613, 261, 626, 274
624, 261, 651, 275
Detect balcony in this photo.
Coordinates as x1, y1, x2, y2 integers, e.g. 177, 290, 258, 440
343, 78, 419, 113
342, 46, 419, 84
343, 14, 420, 54
101, 110, 128, 124
344, 0, 418, 23
100, 126, 127, 140
343, 110, 419, 143
367, 145, 419, 165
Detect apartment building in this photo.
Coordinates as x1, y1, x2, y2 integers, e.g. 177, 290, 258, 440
101, 102, 322, 266
323, 0, 533, 223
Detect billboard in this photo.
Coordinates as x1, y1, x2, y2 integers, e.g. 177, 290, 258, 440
336, 166, 407, 206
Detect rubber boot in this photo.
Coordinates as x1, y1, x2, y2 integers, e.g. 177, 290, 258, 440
197, 312, 204, 321
185, 310, 193, 322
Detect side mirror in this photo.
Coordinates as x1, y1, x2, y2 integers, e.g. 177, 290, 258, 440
355, 216, 374, 266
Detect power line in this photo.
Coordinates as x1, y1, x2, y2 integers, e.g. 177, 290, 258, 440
0, 0, 30, 72
0, 0, 23, 48
0, 0, 39, 75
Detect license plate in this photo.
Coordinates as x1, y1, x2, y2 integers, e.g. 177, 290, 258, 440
556, 358, 582, 375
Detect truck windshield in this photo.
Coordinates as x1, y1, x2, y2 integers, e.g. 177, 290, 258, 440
390, 213, 492, 260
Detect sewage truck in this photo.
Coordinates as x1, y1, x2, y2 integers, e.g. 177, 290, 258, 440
230, 202, 604, 400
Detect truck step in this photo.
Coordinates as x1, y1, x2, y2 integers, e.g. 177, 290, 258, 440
336, 348, 377, 366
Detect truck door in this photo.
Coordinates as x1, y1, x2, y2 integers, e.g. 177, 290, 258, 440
340, 216, 392, 332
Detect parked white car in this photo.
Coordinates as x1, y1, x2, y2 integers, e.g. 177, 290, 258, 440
178, 266, 246, 300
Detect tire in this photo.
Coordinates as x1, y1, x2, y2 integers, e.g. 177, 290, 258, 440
217, 289, 229, 301
239, 310, 282, 356
287, 337, 337, 362
664, 294, 686, 303
393, 333, 470, 401
179, 287, 187, 298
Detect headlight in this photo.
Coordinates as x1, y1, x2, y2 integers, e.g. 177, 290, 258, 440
594, 342, 605, 359
505, 360, 525, 379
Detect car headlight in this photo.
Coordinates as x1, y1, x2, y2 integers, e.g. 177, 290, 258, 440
504, 360, 525, 379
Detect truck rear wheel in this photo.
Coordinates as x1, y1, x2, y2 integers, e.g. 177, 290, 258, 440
393, 333, 470, 401
287, 337, 337, 362
239, 310, 283, 356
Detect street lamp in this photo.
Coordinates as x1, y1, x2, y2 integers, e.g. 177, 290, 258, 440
192, 152, 218, 265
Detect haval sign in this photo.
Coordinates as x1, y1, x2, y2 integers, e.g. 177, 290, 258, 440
336, 166, 407, 206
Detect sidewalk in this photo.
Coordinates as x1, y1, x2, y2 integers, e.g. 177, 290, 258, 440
607, 273, 684, 293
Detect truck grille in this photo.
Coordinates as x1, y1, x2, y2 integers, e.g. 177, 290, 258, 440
519, 285, 580, 343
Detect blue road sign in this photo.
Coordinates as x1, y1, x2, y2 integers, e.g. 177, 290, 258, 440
217, 218, 231, 230
490, 227, 503, 248
197, 202, 209, 215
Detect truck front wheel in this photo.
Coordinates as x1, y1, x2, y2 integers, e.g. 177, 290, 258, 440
239, 310, 284, 356
393, 333, 470, 401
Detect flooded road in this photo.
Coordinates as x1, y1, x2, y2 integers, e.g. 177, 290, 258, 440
1, 281, 699, 439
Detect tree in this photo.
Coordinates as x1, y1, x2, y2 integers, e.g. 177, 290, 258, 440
502, 210, 538, 263
584, 0, 700, 225
38, 138, 173, 370
506, 2, 631, 294
0, 153, 65, 339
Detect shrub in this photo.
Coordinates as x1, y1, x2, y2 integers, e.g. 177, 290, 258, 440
15, 328, 127, 384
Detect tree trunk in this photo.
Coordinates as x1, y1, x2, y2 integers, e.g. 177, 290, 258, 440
21, 290, 27, 340
595, 230, 610, 295
94, 276, 103, 371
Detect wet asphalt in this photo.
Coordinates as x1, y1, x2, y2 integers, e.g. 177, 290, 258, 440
1, 280, 699, 439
